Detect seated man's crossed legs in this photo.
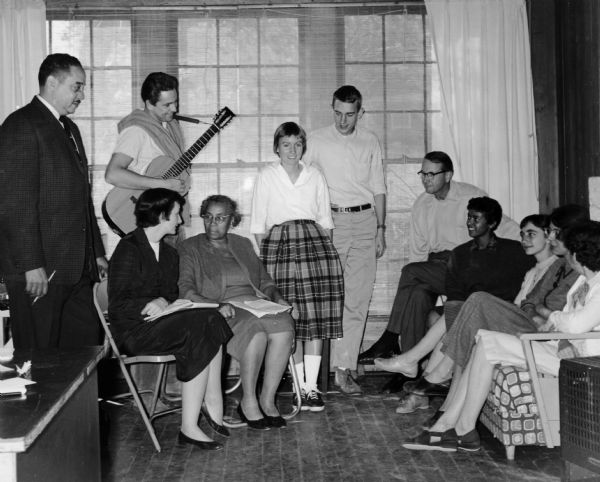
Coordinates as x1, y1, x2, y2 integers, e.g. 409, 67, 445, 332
358, 258, 447, 364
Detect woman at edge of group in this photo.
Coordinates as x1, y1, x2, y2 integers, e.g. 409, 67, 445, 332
178, 195, 294, 430
108, 188, 232, 450
376, 214, 556, 384
250, 121, 344, 412
403, 220, 600, 453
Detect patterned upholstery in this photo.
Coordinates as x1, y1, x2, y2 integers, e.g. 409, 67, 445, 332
479, 365, 547, 448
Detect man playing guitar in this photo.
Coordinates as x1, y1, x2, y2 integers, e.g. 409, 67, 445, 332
105, 72, 188, 239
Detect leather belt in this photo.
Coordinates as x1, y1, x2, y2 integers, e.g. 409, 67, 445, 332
331, 203, 372, 213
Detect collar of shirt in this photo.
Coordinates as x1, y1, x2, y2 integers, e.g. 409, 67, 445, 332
329, 123, 358, 141
469, 233, 498, 251
36, 94, 61, 121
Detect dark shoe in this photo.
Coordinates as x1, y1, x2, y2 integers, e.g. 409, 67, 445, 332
402, 429, 457, 452
422, 410, 444, 430
177, 431, 223, 451
457, 429, 481, 452
236, 405, 270, 430
407, 377, 450, 397
380, 373, 415, 394
201, 406, 230, 437
264, 415, 286, 428
293, 389, 310, 411
304, 389, 325, 412
259, 407, 287, 428
358, 339, 401, 365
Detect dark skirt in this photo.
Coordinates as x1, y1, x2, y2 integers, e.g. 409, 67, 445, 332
260, 220, 344, 341
119, 308, 232, 382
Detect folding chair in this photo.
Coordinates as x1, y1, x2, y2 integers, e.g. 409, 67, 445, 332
93, 280, 180, 452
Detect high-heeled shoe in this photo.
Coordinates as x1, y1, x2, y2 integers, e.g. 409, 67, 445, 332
201, 406, 230, 437
177, 431, 224, 451
236, 404, 270, 430
259, 406, 286, 428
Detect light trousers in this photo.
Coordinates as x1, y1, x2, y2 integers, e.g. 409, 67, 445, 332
330, 209, 377, 370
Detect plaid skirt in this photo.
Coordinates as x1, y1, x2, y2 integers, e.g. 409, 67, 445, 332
261, 220, 344, 341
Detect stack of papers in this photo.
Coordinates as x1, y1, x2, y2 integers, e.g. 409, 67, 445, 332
229, 299, 292, 318
0, 377, 35, 396
144, 299, 219, 322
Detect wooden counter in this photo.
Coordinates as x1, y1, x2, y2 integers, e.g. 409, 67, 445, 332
0, 346, 106, 482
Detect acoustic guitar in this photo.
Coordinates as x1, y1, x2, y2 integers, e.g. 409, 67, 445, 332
102, 107, 235, 236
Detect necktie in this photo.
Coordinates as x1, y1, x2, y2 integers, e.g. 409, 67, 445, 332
59, 116, 81, 160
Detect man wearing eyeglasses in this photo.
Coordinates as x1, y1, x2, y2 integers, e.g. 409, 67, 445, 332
358, 151, 519, 393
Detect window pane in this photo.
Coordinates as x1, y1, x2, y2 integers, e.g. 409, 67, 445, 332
179, 67, 218, 115
386, 163, 423, 212
345, 64, 384, 111
361, 112, 384, 152
51, 21, 90, 66
94, 120, 120, 166
93, 20, 131, 66
387, 113, 425, 158
260, 18, 298, 65
219, 18, 258, 65
426, 64, 441, 111
260, 67, 299, 114
189, 168, 218, 219
386, 64, 424, 111
92, 70, 132, 117
345, 15, 382, 62
385, 14, 424, 62
178, 18, 217, 65
220, 116, 259, 163
220, 67, 259, 115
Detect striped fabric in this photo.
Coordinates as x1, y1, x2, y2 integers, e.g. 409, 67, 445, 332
261, 220, 344, 341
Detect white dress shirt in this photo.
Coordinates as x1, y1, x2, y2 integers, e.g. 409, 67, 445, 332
303, 124, 386, 207
250, 161, 334, 234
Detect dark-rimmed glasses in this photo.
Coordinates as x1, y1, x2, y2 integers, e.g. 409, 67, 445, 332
201, 214, 231, 224
417, 170, 448, 180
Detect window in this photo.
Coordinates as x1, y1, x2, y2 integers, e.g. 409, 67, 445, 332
47, 3, 442, 315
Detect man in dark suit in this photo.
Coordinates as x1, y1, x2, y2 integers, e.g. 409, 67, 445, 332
0, 53, 107, 349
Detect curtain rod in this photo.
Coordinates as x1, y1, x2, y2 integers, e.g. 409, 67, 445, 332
47, 2, 416, 12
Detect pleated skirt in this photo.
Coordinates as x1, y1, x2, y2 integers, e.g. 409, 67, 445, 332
260, 220, 344, 341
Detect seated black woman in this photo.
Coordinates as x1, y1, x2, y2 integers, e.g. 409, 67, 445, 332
178, 195, 295, 430
108, 188, 232, 450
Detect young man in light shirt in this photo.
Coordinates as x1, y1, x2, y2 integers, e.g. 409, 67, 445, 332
304, 85, 386, 395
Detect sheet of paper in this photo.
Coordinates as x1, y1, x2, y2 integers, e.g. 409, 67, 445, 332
229, 299, 292, 318
0, 377, 36, 395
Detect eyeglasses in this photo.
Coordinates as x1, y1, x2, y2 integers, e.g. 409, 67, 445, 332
201, 214, 231, 224
417, 170, 448, 180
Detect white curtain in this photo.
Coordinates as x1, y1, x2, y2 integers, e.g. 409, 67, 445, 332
0, 0, 46, 123
425, 0, 539, 221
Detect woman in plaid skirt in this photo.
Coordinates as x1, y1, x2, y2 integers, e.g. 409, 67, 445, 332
250, 122, 344, 412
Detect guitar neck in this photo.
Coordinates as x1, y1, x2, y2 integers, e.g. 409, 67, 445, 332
162, 123, 221, 179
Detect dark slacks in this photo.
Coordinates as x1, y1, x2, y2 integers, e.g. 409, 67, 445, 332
6, 273, 101, 349
387, 252, 450, 351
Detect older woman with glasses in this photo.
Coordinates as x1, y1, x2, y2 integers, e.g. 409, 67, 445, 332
178, 195, 294, 430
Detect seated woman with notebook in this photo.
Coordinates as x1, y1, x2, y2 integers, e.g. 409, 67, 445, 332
108, 188, 232, 450
178, 195, 294, 430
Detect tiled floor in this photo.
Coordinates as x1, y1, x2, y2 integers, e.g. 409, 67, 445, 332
100, 373, 563, 482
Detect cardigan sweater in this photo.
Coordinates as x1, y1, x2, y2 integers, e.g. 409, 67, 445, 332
178, 233, 276, 302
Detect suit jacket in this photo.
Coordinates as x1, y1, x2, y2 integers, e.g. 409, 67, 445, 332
0, 96, 104, 285
178, 233, 276, 302
108, 228, 179, 341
